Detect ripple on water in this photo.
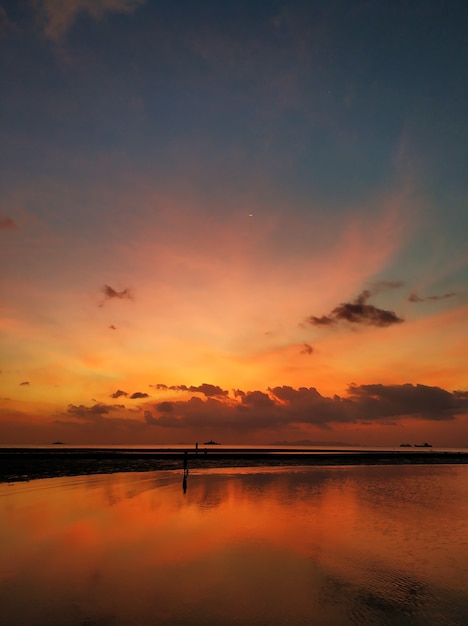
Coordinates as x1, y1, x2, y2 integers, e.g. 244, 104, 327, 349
347, 563, 468, 626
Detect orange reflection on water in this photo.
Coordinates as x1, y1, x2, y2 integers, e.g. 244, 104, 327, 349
1, 465, 467, 626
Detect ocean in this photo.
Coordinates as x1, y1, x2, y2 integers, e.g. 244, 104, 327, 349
1, 463, 467, 625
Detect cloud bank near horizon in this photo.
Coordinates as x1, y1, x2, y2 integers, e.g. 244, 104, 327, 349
52, 382, 468, 436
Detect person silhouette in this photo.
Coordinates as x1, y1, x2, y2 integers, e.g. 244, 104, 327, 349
182, 451, 189, 493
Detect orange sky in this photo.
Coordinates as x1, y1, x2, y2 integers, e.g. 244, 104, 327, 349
1, 0, 467, 445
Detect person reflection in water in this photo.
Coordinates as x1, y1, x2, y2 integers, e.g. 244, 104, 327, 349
182, 451, 189, 493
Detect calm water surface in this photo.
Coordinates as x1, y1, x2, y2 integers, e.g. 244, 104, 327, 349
1, 465, 467, 626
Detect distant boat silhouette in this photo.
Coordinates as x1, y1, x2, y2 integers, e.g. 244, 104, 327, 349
52, 441, 64, 445
204, 440, 220, 445
414, 442, 432, 447
400, 443, 412, 447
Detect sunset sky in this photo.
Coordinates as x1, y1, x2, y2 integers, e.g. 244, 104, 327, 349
1, 0, 467, 446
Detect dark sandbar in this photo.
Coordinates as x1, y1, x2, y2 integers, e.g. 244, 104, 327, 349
1, 448, 468, 483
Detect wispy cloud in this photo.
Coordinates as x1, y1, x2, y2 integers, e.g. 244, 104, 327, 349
409, 291, 458, 303
0, 6, 20, 37
300, 343, 314, 355
0, 216, 17, 230
306, 288, 404, 329
34, 0, 146, 42
20, 381, 30, 386
130, 391, 149, 399
371, 280, 404, 293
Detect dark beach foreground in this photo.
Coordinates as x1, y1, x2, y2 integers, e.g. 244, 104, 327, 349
1, 447, 468, 483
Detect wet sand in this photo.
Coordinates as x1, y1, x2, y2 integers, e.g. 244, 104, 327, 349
1, 447, 467, 483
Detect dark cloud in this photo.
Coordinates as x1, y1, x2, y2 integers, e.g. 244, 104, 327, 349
409, 291, 457, 303
102, 285, 133, 301
307, 289, 404, 328
0, 216, 17, 230
300, 343, 314, 355
307, 315, 334, 326
240, 390, 275, 409
110, 389, 128, 399
20, 381, 30, 386
151, 383, 229, 397
109, 389, 150, 400
54, 403, 149, 439
268, 386, 349, 426
142, 383, 467, 434
191, 383, 229, 397
370, 281, 404, 292
347, 383, 466, 421
156, 401, 174, 413
109, 325, 117, 330
44, 381, 467, 441
144, 410, 157, 425
333, 300, 403, 327
147, 394, 288, 432
36, 379, 464, 436
66, 403, 125, 422
152, 413, 184, 428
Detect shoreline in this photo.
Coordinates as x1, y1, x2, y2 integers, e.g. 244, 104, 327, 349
1, 448, 468, 483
